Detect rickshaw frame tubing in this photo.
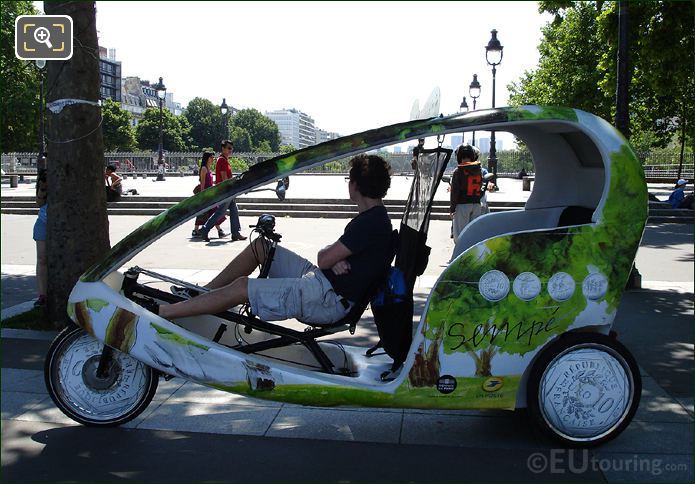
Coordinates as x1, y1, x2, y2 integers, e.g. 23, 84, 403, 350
126, 283, 344, 374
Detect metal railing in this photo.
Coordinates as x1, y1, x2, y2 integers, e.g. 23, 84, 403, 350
3, 149, 693, 179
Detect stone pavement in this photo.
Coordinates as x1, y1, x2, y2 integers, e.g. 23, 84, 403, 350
1, 331, 693, 482
1, 203, 693, 482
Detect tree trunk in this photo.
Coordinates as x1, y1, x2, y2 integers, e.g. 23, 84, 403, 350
44, 2, 110, 328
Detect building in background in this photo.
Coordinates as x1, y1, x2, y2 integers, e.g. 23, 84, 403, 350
98, 46, 121, 102
393, 146, 402, 154
478, 137, 490, 153
121, 77, 182, 125
449, 135, 463, 149
315, 128, 340, 145
165, 93, 183, 116
265, 108, 316, 149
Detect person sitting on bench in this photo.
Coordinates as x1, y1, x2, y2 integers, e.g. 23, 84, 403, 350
159, 154, 393, 325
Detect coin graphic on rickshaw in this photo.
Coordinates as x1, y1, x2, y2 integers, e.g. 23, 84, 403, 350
548, 272, 576, 302
582, 273, 609, 300
513, 272, 541, 301
479, 270, 510, 302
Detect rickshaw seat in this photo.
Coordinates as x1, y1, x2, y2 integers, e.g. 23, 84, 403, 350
452, 205, 595, 260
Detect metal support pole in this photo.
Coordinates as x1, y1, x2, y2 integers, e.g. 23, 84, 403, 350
488, 64, 498, 185
156, 97, 165, 181
616, 0, 630, 138
471, 98, 477, 146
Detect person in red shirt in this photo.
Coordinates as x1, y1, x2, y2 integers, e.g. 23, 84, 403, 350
199, 140, 247, 242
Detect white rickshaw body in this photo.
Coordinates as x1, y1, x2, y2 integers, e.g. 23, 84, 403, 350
52, 106, 647, 441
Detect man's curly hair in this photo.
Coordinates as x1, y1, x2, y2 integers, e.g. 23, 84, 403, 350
348, 154, 392, 199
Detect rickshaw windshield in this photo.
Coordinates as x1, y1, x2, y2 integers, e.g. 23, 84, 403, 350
403, 147, 451, 233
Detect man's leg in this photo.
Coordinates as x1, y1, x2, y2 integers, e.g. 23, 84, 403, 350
160, 276, 249, 319
200, 201, 230, 236
229, 201, 242, 237
206, 238, 269, 289
160, 239, 269, 319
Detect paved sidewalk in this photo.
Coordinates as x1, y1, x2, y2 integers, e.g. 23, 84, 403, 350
2, 346, 693, 482
2, 208, 692, 482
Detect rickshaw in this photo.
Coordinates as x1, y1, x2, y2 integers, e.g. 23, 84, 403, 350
44, 105, 648, 447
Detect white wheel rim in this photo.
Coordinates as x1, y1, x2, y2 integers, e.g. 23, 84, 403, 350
539, 343, 634, 442
50, 331, 151, 422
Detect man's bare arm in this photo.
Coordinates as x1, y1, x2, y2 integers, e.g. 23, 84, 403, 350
317, 240, 352, 270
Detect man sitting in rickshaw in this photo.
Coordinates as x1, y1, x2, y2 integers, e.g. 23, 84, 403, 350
158, 155, 394, 325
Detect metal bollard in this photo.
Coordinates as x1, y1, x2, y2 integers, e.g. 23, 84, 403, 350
522, 177, 533, 191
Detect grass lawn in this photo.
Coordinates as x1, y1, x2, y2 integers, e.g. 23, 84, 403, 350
1, 307, 55, 330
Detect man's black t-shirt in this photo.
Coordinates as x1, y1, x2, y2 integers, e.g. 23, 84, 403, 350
322, 205, 393, 302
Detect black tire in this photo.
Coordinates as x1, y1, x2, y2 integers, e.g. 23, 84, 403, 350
527, 332, 641, 447
44, 325, 158, 427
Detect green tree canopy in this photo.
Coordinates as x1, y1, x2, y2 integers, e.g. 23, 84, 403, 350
230, 126, 252, 152
279, 144, 297, 153
101, 99, 135, 151
255, 140, 272, 153
183, 97, 227, 150
508, 1, 694, 151
1, 1, 40, 152
136, 108, 193, 151
231, 108, 281, 151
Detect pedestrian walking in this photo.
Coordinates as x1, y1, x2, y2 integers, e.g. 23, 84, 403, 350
199, 140, 247, 242
192, 152, 226, 238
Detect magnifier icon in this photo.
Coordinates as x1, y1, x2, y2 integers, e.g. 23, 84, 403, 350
34, 27, 53, 49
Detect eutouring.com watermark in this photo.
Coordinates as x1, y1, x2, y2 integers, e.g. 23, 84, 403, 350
527, 449, 688, 476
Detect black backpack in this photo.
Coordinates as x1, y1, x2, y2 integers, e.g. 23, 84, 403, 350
367, 224, 430, 381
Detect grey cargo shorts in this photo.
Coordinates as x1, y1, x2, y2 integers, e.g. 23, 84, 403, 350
247, 246, 352, 324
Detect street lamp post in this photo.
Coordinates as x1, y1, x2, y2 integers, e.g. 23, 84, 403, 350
154, 76, 167, 181
485, 29, 503, 185
468, 73, 481, 146
459, 96, 469, 143
220, 97, 229, 138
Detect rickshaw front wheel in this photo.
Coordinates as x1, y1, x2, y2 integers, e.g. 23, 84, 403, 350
527, 332, 641, 448
44, 325, 159, 427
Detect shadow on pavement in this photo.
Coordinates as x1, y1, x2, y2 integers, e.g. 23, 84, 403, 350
1, 273, 36, 310
640, 224, 693, 250
614, 289, 694, 398
0, 421, 603, 483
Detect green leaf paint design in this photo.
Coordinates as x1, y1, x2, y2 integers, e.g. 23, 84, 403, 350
66, 302, 76, 320
150, 322, 210, 351
86, 298, 109, 312
210, 376, 520, 410
507, 105, 578, 122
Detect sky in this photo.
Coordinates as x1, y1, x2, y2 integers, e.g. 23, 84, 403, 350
38, 1, 553, 145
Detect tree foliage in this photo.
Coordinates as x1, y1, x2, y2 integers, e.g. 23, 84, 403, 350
183, 97, 227, 150
136, 107, 193, 151
1, 1, 40, 152
101, 99, 135, 151
230, 125, 252, 152
231, 108, 281, 151
509, 1, 694, 150
255, 140, 272, 153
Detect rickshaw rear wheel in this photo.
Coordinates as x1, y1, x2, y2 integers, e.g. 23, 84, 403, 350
44, 325, 159, 427
527, 332, 641, 448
